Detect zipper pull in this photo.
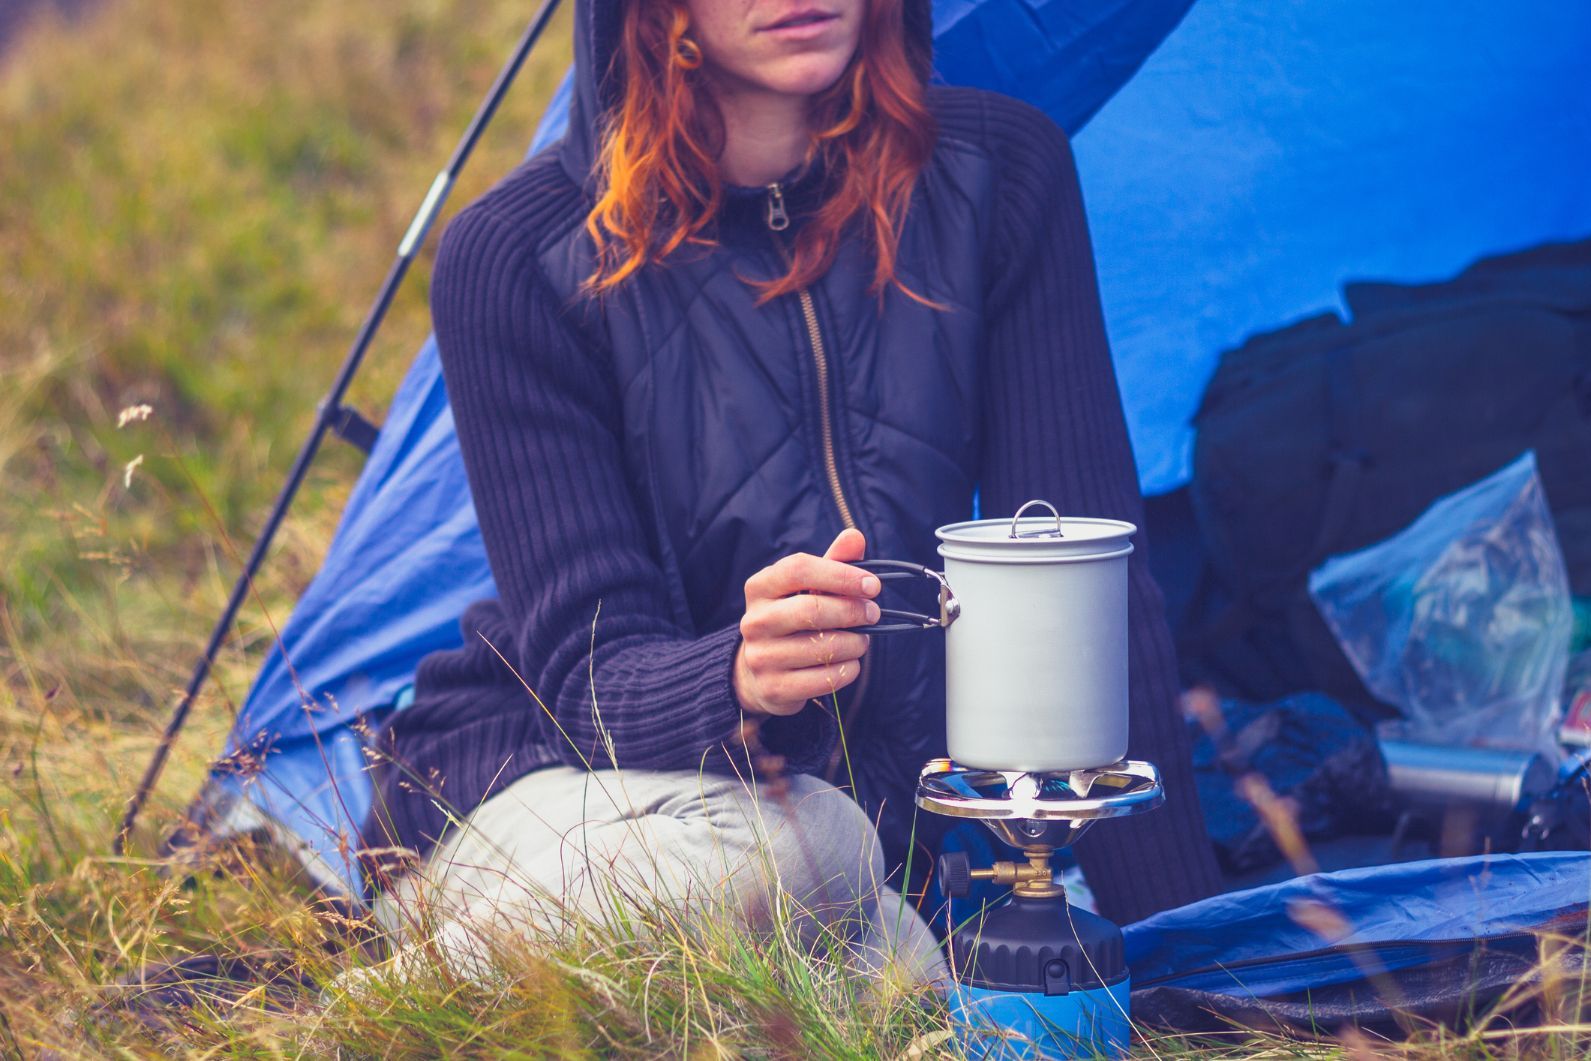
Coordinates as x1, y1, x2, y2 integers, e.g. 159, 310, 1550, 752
765, 182, 790, 232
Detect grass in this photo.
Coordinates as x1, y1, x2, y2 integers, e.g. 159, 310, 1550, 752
3, 0, 1591, 1056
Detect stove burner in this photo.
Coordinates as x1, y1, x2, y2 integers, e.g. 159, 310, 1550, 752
916, 758, 1163, 850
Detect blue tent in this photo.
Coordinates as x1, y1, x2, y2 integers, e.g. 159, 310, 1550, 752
189, 0, 1591, 1015
1124, 851, 1591, 1029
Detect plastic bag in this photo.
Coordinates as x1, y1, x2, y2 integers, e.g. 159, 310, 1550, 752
1308, 452, 1571, 752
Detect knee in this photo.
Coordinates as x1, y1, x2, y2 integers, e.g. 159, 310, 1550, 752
759, 775, 888, 906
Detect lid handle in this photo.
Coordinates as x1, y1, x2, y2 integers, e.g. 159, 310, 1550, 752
1009, 499, 1065, 540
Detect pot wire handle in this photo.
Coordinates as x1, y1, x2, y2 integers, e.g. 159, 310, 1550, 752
848, 559, 959, 633
1009, 499, 1065, 539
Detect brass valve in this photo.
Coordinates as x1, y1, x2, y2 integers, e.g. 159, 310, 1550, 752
941, 844, 1064, 900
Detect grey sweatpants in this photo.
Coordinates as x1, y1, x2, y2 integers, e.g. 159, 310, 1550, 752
366, 766, 947, 986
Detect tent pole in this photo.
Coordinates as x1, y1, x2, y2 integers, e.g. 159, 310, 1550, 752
114, 0, 567, 856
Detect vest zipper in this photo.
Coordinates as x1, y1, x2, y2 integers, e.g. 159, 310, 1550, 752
766, 181, 857, 532
766, 181, 871, 785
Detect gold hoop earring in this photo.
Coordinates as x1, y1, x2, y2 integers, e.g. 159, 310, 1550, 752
675, 34, 703, 70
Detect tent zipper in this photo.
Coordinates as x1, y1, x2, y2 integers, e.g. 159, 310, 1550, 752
766, 181, 871, 778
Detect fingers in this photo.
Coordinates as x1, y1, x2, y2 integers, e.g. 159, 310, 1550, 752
741, 592, 880, 640
735, 533, 877, 717
747, 659, 864, 713
823, 527, 867, 563
744, 550, 880, 602
739, 630, 870, 675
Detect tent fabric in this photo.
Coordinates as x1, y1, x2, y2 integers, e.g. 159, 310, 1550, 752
1075, 0, 1591, 491
204, 0, 1190, 900
1124, 852, 1591, 998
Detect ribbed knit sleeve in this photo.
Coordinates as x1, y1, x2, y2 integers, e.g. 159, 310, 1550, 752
427, 203, 829, 779
971, 95, 1223, 923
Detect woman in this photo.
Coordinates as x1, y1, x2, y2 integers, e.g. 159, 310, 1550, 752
364, 0, 1221, 978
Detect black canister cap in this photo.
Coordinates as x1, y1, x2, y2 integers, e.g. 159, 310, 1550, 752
950, 895, 1127, 995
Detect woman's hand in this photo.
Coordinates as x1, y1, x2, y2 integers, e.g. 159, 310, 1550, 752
734, 528, 881, 717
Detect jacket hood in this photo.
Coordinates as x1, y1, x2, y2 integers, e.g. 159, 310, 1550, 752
560, 0, 935, 186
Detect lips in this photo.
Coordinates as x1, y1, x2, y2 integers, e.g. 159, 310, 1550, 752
762, 8, 838, 32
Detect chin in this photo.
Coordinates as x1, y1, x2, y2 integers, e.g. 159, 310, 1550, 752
761, 55, 853, 98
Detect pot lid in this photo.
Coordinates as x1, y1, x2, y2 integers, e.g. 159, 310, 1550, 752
936, 500, 1135, 560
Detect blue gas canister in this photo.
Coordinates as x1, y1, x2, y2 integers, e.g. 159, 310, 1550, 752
945, 891, 1132, 1059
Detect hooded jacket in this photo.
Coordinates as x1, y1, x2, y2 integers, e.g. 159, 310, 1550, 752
369, 0, 1221, 922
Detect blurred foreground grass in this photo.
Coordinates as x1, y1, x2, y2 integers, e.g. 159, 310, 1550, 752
3, 0, 1591, 1055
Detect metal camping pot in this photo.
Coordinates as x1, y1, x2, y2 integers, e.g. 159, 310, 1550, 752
857, 500, 1136, 773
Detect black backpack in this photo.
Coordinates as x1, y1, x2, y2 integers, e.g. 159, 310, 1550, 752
1181, 239, 1591, 715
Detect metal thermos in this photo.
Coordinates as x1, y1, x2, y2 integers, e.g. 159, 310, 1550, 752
1380, 739, 1555, 830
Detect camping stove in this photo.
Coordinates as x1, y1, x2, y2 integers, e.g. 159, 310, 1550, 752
920, 758, 1164, 1060
856, 502, 1157, 1055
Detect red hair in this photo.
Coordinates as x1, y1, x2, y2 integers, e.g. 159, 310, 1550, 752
585, 0, 936, 303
